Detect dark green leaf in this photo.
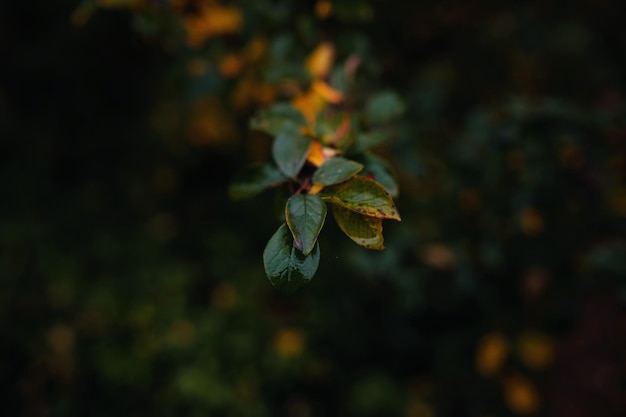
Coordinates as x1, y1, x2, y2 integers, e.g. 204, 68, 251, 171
250, 103, 307, 136
229, 163, 288, 200
320, 176, 401, 220
366, 91, 405, 124
312, 157, 363, 186
354, 153, 399, 197
313, 112, 355, 149
263, 224, 320, 293
286, 194, 327, 255
332, 205, 384, 250
352, 130, 387, 153
272, 131, 312, 178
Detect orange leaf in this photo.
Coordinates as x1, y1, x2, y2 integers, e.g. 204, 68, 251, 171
306, 140, 326, 167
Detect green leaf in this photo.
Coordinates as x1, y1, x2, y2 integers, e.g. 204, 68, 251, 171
272, 131, 312, 179
320, 176, 401, 220
314, 112, 355, 149
366, 91, 405, 125
312, 157, 363, 186
285, 194, 327, 255
352, 130, 387, 153
229, 163, 288, 200
354, 153, 399, 198
250, 103, 307, 136
332, 205, 384, 250
263, 224, 320, 293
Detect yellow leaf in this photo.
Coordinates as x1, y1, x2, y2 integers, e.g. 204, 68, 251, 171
309, 184, 324, 195
312, 80, 343, 104
306, 42, 335, 78
306, 140, 326, 167
476, 332, 509, 377
292, 90, 327, 123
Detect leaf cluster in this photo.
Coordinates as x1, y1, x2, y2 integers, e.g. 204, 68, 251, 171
230, 97, 403, 292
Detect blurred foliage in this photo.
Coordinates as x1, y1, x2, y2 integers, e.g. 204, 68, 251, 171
1, 0, 626, 417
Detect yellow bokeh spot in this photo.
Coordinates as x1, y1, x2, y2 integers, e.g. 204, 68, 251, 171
458, 188, 481, 211
517, 332, 554, 370
420, 243, 455, 270
231, 77, 276, 110
504, 375, 540, 415
97, 0, 143, 8
187, 58, 209, 76
608, 186, 626, 217
168, 319, 196, 347
274, 328, 305, 357
406, 400, 434, 417
183, 2, 243, 47
519, 207, 544, 236
315, 0, 332, 19
187, 97, 238, 147
211, 282, 238, 310
47, 324, 75, 355
476, 332, 509, 377
506, 150, 525, 171
243, 36, 268, 62
219, 53, 244, 78
306, 42, 335, 78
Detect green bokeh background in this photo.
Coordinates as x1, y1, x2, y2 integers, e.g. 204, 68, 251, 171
1, 1, 625, 416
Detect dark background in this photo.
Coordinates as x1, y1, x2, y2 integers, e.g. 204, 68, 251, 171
1, 1, 625, 416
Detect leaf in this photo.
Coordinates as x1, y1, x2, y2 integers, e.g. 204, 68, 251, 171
272, 131, 312, 178
286, 194, 327, 255
352, 130, 387, 153
306, 42, 335, 78
312, 157, 363, 186
332, 205, 384, 250
314, 111, 354, 149
250, 103, 306, 136
354, 153, 399, 197
306, 140, 326, 167
263, 224, 320, 293
320, 176, 401, 220
366, 90, 405, 125
229, 163, 287, 200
